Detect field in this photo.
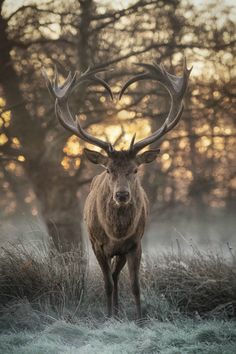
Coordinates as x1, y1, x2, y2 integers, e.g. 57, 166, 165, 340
0, 241, 236, 354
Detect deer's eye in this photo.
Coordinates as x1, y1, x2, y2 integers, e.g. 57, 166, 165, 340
106, 169, 110, 174
134, 168, 138, 174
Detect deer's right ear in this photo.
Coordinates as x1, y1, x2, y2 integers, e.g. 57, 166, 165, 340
135, 148, 160, 165
84, 148, 108, 166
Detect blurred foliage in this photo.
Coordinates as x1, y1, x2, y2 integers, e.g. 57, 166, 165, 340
0, 0, 235, 249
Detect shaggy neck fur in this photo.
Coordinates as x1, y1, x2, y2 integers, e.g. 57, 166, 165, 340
96, 172, 146, 240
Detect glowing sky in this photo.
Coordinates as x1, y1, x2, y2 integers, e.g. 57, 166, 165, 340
3, 0, 236, 17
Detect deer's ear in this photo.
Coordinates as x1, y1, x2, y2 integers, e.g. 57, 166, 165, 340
135, 148, 160, 165
84, 148, 108, 166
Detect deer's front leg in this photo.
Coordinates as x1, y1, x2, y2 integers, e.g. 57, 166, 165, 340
127, 244, 142, 319
93, 245, 113, 317
112, 255, 126, 316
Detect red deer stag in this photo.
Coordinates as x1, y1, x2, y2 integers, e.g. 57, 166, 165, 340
43, 60, 192, 318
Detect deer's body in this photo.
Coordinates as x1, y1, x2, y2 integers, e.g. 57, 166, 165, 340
84, 170, 148, 258
44, 58, 191, 319
83, 152, 149, 317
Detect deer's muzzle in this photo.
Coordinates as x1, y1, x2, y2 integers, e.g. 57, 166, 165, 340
115, 191, 130, 204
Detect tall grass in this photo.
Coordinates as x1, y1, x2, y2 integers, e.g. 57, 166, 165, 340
0, 240, 235, 329
0, 242, 87, 321
142, 251, 236, 320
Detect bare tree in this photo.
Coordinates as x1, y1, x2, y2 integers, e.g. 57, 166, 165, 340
0, 0, 235, 251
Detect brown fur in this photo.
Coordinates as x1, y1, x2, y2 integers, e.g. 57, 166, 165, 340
84, 150, 154, 318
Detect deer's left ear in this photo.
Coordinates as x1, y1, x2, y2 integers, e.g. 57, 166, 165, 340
84, 148, 108, 166
135, 148, 160, 165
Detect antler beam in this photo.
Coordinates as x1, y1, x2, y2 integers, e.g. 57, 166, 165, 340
42, 66, 114, 154
120, 58, 192, 154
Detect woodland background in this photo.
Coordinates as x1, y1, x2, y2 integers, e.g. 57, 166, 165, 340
0, 0, 235, 252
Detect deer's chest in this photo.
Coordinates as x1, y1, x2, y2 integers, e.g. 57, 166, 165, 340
101, 202, 143, 241
107, 207, 134, 237
84, 190, 147, 256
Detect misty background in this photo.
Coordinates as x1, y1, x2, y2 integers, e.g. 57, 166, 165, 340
0, 0, 235, 255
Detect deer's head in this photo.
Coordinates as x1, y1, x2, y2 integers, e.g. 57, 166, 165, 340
83, 148, 159, 205
43, 60, 192, 206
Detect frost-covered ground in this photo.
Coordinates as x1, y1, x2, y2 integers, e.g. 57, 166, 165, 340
0, 242, 236, 353
1, 314, 236, 354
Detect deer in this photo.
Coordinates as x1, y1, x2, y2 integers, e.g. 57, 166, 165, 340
43, 60, 192, 319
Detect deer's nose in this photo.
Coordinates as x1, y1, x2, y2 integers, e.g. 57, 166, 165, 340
115, 191, 130, 202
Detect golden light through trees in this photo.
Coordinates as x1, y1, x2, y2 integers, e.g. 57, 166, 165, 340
0, 0, 235, 251
1, 57, 235, 210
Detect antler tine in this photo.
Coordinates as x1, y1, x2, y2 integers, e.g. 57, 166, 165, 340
129, 133, 136, 151
119, 73, 150, 100
42, 66, 114, 154
120, 59, 192, 154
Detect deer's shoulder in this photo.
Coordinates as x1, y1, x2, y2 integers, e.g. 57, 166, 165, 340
90, 171, 106, 191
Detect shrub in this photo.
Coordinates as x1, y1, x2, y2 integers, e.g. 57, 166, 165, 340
0, 240, 235, 323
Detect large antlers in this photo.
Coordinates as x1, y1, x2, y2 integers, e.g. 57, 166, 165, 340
42, 66, 114, 154
42, 60, 191, 156
120, 59, 192, 154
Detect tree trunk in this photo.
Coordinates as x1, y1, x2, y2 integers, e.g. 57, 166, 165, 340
186, 94, 208, 243
32, 165, 83, 252
0, 12, 83, 252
